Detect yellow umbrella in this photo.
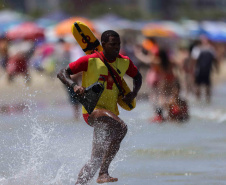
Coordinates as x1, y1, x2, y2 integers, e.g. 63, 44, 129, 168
55, 17, 95, 36
142, 23, 176, 37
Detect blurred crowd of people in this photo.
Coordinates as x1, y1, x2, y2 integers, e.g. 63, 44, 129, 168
0, 35, 85, 119
121, 34, 222, 123
0, 30, 224, 123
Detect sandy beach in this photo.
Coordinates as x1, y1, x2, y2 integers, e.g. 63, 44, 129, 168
0, 68, 148, 106
0, 60, 226, 106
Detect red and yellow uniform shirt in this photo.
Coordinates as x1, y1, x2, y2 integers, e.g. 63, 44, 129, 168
69, 51, 138, 115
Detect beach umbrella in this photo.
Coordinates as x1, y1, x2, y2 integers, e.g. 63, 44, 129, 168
44, 25, 58, 43
0, 9, 29, 23
142, 23, 177, 38
43, 11, 70, 22
142, 39, 159, 54
0, 20, 23, 36
6, 22, 45, 41
199, 21, 226, 42
160, 21, 187, 38
0, 10, 29, 36
55, 17, 95, 36
93, 14, 147, 33
180, 20, 201, 39
35, 18, 57, 28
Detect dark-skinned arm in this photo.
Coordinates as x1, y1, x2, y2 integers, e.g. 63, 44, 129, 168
57, 65, 85, 96
122, 71, 142, 104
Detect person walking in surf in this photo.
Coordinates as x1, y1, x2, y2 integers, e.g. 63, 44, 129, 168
57, 30, 142, 184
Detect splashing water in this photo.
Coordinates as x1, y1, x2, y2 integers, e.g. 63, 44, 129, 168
1, 83, 226, 185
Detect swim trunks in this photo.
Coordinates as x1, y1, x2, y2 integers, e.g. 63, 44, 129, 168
83, 113, 90, 125
193, 47, 216, 86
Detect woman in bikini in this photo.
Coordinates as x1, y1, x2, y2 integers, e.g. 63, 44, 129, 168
135, 42, 178, 122
165, 80, 189, 122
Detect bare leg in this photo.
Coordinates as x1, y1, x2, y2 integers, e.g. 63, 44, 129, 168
97, 116, 127, 183
7, 74, 14, 83
75, 109, 127, 185
195, 85, 201, 101
73, 104, 80, 121
205, 85, 211, 104
75, 127, 105, 185
150, 86, 159, 107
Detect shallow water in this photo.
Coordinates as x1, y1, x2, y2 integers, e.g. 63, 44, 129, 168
0, 83, 226, 185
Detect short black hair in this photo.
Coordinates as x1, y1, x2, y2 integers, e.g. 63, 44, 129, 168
101, 30, 119, 43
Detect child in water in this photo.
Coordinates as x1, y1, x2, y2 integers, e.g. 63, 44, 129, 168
151, 80, 189, 123
165, 80, 189, 122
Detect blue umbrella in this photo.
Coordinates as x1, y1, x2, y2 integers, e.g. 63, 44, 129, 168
0, 9, 28, 23
0, 20, 24, 36
35, 18, 57, 28
200, 21, 226, 42
41, 11, 70, 22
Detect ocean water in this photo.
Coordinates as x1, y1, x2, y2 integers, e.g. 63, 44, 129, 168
0, 83, 226, 185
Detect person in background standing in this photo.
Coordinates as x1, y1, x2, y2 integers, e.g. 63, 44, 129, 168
191, 36, 219, 103
56, 38, 82, 120
0, 36, 9, 71
121, 37, 142, 70
6, 40, 35, 84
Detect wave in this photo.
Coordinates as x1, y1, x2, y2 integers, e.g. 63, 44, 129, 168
132, 148, 199, 157
191, 106, 226, 123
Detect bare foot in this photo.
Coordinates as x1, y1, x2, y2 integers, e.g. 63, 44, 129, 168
96, 174, 118, 184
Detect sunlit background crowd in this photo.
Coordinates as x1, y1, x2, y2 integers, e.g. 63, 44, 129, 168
1, 0, 226, 122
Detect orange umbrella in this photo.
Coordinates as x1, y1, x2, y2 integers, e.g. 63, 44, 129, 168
142, 23, 176, 38
55, 17, 95, 36
142, 39, 159, 54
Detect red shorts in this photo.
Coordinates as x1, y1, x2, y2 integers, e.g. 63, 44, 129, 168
83, 113, 90, 125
